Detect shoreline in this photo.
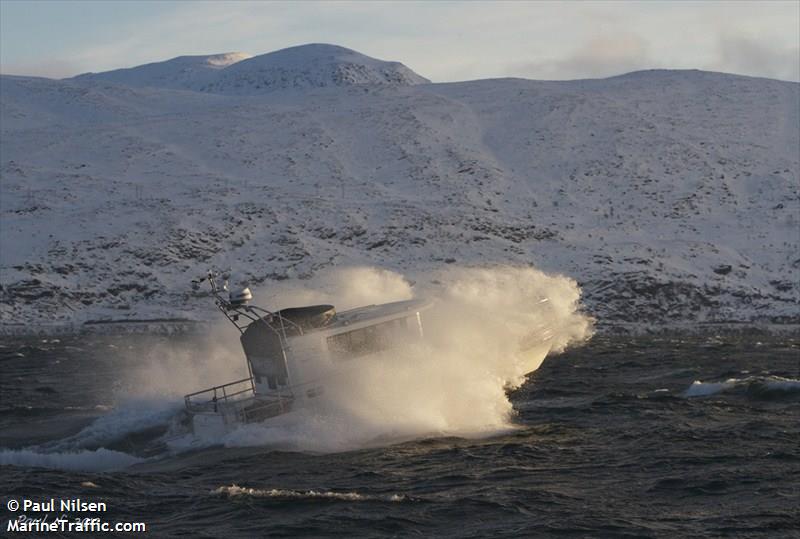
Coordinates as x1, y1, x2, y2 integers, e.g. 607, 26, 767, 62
0, 319, 209, 338
1, 319, 798, 338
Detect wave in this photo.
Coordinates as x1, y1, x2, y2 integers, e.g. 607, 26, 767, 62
0, 448, 143, 471
211, 484, 407, 502
684, 376, 800, 398
0, 400, 183, 471
37, 398, 181, 452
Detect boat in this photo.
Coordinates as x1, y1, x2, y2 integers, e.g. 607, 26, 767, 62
184, 271, 557, 437
184, 271, 433, 437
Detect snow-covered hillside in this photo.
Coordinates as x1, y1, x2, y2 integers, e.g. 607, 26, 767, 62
1, 45, 798, 329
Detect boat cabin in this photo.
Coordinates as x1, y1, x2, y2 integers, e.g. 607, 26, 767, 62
240, 299, 428, 396
183, 272, 429, 435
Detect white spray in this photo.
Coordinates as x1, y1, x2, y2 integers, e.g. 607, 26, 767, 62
221, 265, 593, 452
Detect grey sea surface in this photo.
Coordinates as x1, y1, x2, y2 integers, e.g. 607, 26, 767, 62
1, 334, 798, 538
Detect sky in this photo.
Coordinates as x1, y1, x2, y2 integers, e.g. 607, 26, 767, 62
1, 1, 798, 82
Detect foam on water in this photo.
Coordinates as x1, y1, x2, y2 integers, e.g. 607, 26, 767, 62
212, 485, 406, 502
764, 377, 800, 391
684, 380, 737, 397
684, 376, 800, 397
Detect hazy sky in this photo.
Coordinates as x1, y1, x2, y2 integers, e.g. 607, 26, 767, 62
1, 1, 798, 82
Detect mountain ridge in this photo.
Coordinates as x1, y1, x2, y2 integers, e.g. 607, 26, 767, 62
72, 52, 252, 90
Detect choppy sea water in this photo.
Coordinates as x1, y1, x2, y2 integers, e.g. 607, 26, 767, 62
1, 334, 798, 538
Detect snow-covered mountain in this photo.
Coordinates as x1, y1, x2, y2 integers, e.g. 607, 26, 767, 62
1, 45, 798, 330
73, 44, 429, 94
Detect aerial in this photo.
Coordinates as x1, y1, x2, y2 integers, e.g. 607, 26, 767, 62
1, 1, 798, 537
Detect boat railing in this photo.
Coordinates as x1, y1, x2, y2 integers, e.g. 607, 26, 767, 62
184, 377, 295, 425
184, 377, 256, 412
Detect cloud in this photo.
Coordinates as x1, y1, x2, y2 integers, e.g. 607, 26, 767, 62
508, 33, 655, 81
713, 35, 800, 82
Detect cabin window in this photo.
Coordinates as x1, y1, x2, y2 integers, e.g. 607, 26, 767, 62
327, 316, 420, 360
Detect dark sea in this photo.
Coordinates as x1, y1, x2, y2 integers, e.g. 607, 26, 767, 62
1, 333, 799, 538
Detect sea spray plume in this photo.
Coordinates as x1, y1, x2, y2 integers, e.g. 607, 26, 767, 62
73, 325, 250, 447
262, 266, 415, 311
427, 265, 595, 366
14, 326, 252, 467
119, 323, 248, 399
221, 265, 593, 451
